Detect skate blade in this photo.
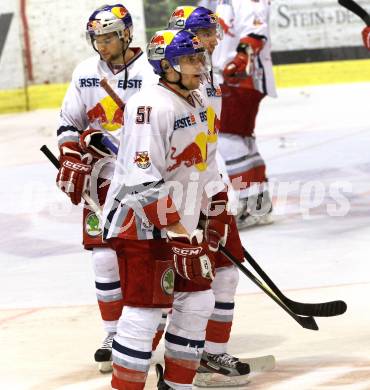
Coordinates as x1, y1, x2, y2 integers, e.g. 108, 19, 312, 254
98, 361, 113, 373
237, 214, 274, 230
237, 216, 259, 230
193, 372, 249, 388
239, 355, 276, 372
257, 214, 274, 226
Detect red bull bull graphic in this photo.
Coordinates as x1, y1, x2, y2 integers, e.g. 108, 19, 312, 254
172, 8, 185, 18
87, 96, 123, 132
111, 6, 128, 19
167, 132, 208, 172
151, 34, 165, 45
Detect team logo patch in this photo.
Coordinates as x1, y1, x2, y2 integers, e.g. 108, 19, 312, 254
141, 218, 153, 230
161, 268, 175, 295
85, 212, 102, 237
253, 18, 263, 26
134, 151, 151, 169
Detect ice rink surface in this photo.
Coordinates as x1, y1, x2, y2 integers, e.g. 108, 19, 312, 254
1, 82, 369, 389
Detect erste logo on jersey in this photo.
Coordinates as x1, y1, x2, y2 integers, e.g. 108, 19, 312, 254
79, 78, 142, 89
206, 86, 222, 98
173, 113, 196, 130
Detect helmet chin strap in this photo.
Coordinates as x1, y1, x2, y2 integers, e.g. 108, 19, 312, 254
121, 33, 132, 90
164, 71, 190, 91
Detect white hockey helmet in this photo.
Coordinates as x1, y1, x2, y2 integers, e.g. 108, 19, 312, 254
86, 4, 133, 44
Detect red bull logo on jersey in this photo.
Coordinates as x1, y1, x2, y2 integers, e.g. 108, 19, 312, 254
87, 96, 123, 132
134, 151, 151, 169
167, 132, 208, 172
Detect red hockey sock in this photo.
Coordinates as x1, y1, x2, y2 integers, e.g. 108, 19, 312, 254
111, 364, 147, 390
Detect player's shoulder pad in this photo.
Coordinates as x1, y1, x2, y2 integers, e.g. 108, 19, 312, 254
71, 55, 100, 80
125, 84, 175, 115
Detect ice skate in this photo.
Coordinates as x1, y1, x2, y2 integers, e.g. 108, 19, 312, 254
94, 332, 115, 373
193, 351, 250, 387
236, 192, 273, 230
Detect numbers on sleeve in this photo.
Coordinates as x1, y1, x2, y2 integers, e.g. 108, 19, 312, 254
136, 106, 152, 124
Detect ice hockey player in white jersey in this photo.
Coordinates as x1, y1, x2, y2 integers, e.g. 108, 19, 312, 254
198, 0, 218, 12
213, 0, 277, 229
167, 6, 252, 387
102, 28, 247, 390
55, 3, 157, 373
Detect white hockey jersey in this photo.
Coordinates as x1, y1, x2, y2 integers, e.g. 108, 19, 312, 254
198, 74, 224, 193
103, 80, 224, 241
198, 0, 218, 12
212, 0, 277, 97
57, 48, 158, 146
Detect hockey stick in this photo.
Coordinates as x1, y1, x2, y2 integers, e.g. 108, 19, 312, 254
338, 0, 370, 25
100, 78, 126, 110
101, 136, 119, 155
40, 145, 103, 218
242, 247, 347, 317
219, 246, 318, 330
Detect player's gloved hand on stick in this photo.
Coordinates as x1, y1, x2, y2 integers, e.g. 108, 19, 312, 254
223, 36, 265, 81
56, 142, 92, 205
202, 190, 233, 252
362, 26, 370, 50
167, 229, 215, 284
223, 52, 249, 79
79, 128, 115, 159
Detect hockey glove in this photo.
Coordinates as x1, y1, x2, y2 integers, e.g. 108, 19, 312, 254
238, 36, 265, 56
362, 26, 370, 50
223, 52, 249, 79
167, 229, 215, 283
79, 128, 116, 159
56, 142, 92, 205
223, 36, 265, 82
202, 190, 233, 252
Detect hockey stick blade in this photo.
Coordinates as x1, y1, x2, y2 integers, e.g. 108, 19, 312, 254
338, 0, 370, 25
287, 298, 347, 317
243, 248, 347, 317
219, 247, 318, 331
240, 354, 276, 372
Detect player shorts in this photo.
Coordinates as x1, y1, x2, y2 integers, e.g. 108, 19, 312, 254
108, 238, 175, 308
220, 84, 265, 137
